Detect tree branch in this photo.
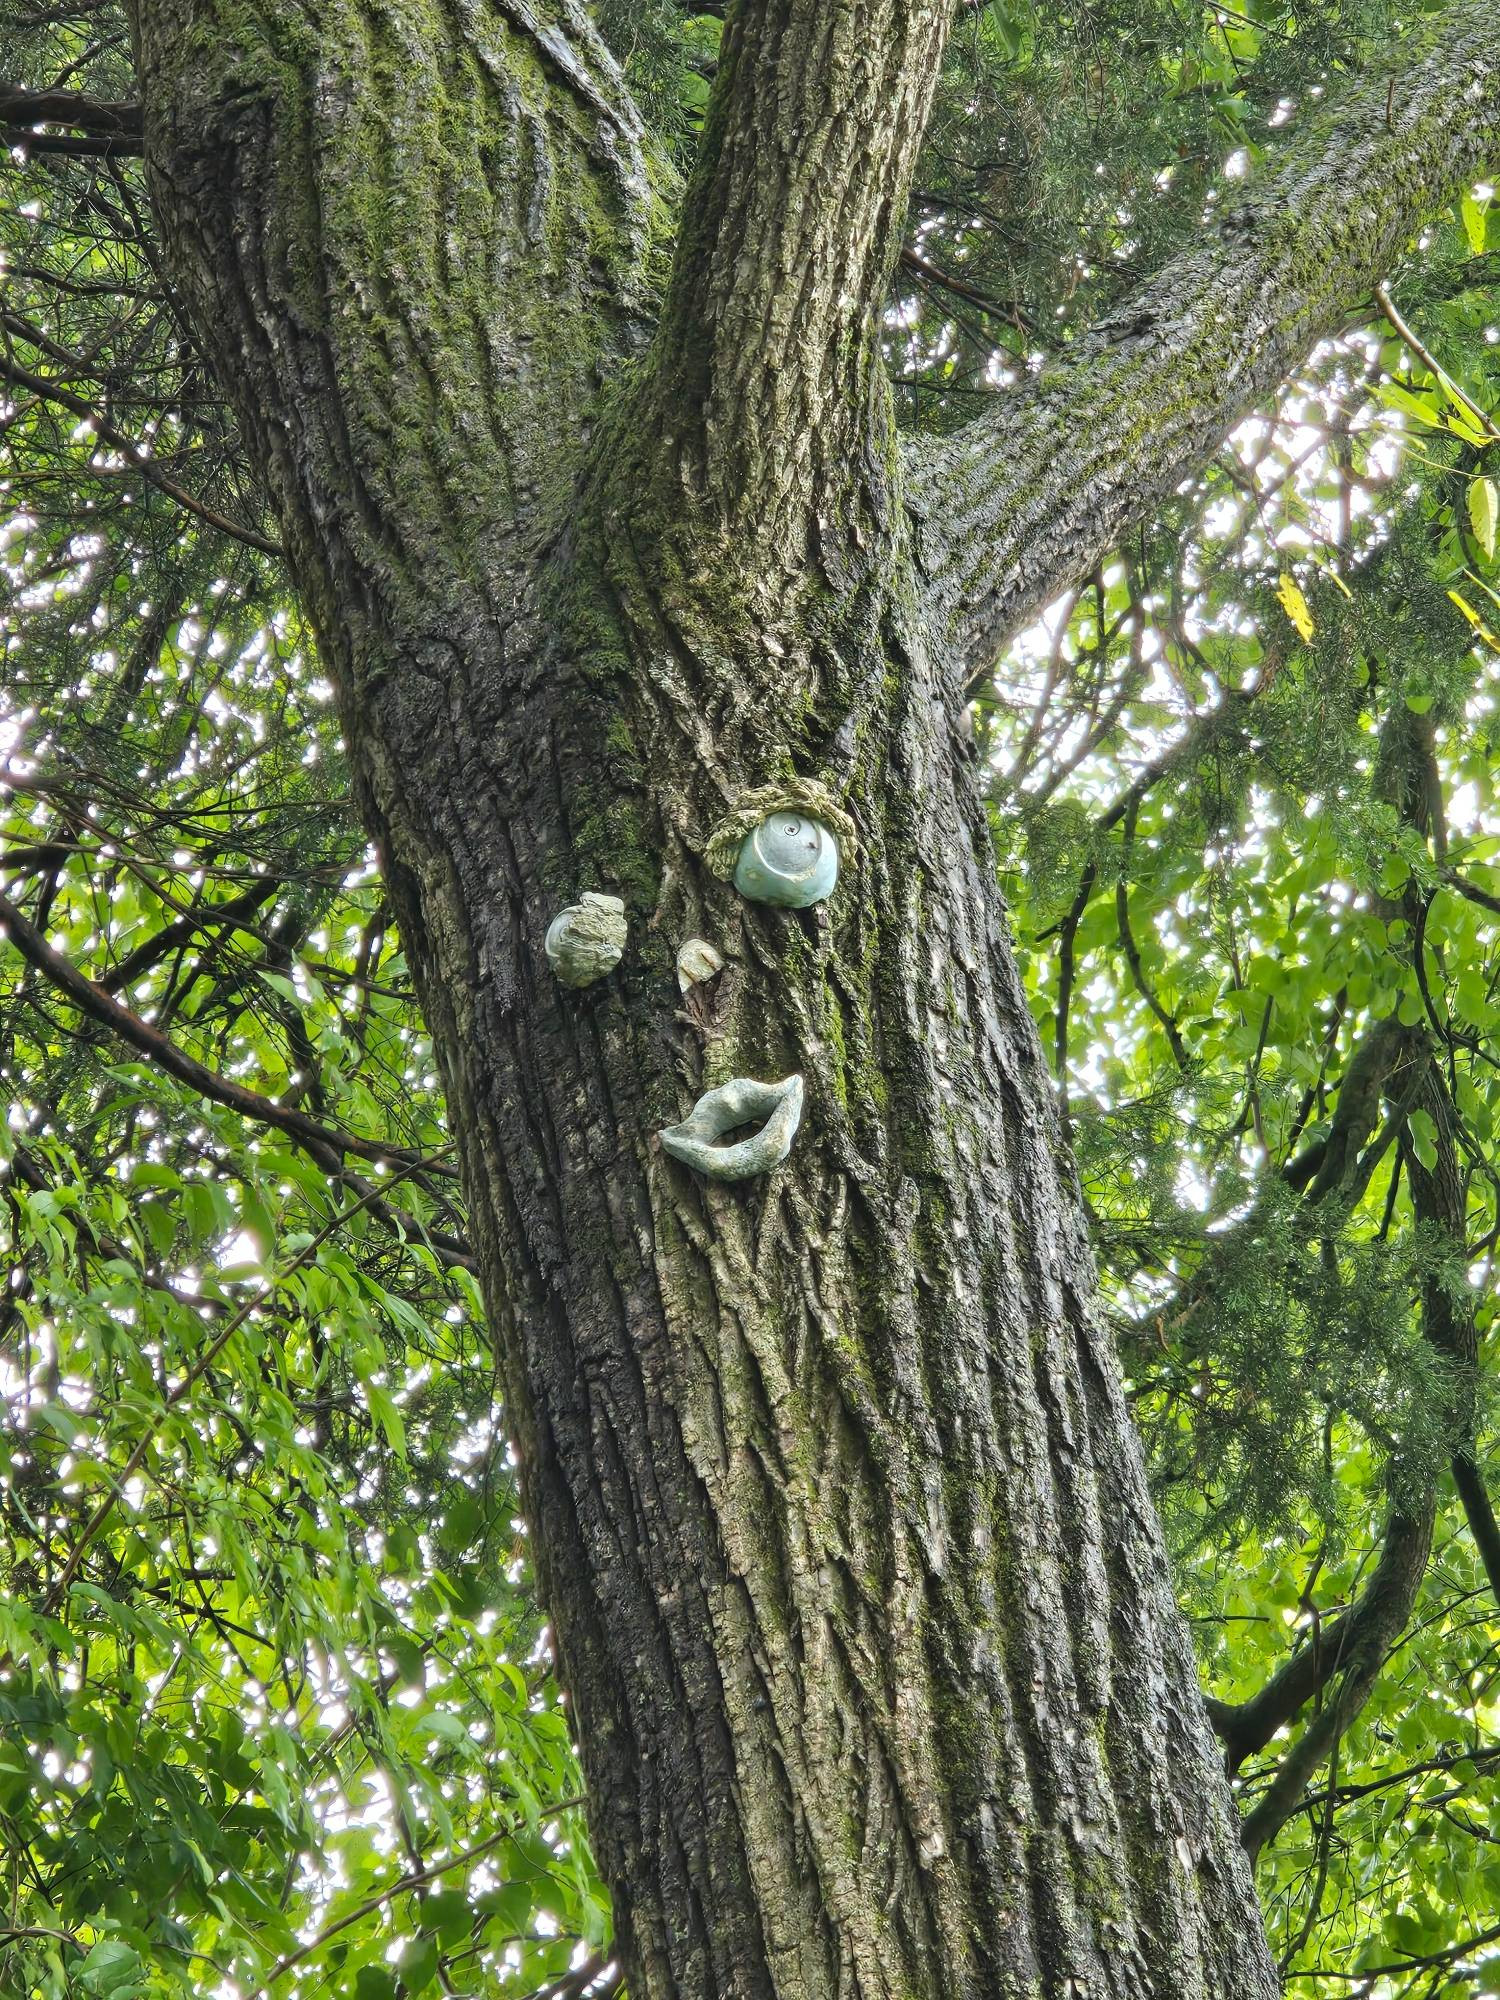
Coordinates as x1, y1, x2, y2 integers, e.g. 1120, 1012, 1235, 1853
0, 76, 142, 164
1404, 1063, 1500, 1612
640, 0, 952, 566
1206, 700, 1495, 1838
1440, 863, 1500, 917
897, 245, 1031, 328
0, 81, 142, 138
915, 1, 1500, 678
0, 350, 283, 556
1, 128, 143, 156
1376, 279, 1500, 441
241, 1805, 586, 2000
1115, 800, 1190, 1071
96, 875, 281, 993
1204, 1496, 1425, 1784
129, 0, 655, 633
0, 884, 452, 1178
1238, 1498, 1433, 1862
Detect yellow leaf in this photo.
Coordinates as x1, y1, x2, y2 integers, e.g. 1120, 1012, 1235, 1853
1277, 574, 1315, 643
1449, 589, 1500, 652
1462, 191, 1490, 258
1444, 405, 1491, 449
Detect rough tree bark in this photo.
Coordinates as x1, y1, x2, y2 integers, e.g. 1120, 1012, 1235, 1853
126, 3, 1500, 1994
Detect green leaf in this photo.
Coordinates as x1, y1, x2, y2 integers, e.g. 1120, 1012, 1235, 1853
364, 1380, 407, 1458
389, 1634, 427, 1687
400, 1937, 440, 1992
240, 1182, 278, 1257
1456, 968, 1491, 1025
138, 1198, 177, 1258
1408, 1109, 1439, 1172
1471, 476, 1498, 562
78, 1940, 144, 1996
440, 1492, 483, 1552
258, 969, 302, 1006
477, 1879, 533, 1936
420, 1888, 470, 1945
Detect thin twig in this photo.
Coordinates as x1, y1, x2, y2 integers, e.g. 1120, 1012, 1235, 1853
0, 886, 454, 1177
1375, 283, 1500, 444
243, 1803, 588, 1998
39, 1149, 453, 1615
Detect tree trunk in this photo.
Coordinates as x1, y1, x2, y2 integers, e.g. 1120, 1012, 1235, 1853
319, 510, 1278, 2000
127, 0, 1500, 1991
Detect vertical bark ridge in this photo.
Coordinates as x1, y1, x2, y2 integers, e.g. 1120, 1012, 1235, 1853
132, 0, 656, 632
458, 461, 1281, 1996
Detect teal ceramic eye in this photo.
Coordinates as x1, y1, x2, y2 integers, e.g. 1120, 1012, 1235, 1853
731, 813, 839, 908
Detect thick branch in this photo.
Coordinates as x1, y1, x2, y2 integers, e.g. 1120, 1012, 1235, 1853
1206, 701, 1493, 1830
129, 0, 655, 642
0, 82, 142, 138
1237, 1501, 1433, 1861
0, 82, 142, 157
1377, 702, 1500, 1610
0, 129, 143, 157
642, 0, 951, 570
1205, 1497, 1427, 1782
1405, 1066, 1500, 1611
916, 1, 1500, 677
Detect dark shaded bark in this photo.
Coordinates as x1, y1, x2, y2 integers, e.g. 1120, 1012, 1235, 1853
125, 0, 1500, 1992
0, 83, 142, 135
0, 82, 144, 156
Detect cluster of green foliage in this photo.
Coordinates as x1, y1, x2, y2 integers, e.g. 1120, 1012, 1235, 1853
1, 1, 1498, 1997
0, 464, 605, 1999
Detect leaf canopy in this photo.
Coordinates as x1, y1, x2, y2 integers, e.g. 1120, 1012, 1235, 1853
3, 0, 1500, 1993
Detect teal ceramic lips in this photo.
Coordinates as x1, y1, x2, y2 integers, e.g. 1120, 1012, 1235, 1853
731, 812, 839, 908
659, 1075, 804, 1181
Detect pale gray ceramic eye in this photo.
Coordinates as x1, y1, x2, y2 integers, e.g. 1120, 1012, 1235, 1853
731, 812, 839, 908
545, 892, 627, 988
658, 1075, 803, 1181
